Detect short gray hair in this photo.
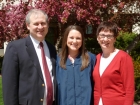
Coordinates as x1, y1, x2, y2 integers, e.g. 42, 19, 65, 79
25, 9, 49, 24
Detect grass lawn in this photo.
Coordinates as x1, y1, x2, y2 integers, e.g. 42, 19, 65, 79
0, 76, 4, 105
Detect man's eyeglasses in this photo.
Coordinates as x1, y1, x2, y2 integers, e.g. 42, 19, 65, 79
98, 34, 114, 39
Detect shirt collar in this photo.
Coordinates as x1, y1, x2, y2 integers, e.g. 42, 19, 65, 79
30, 35, 45, 48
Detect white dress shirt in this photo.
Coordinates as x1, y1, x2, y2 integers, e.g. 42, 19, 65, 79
30, 35, 54, 105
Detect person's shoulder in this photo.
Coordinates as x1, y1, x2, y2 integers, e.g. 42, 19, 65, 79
96, 53, 102, 57
56, 54, 61, 64
87, 52, 96, 60
5, 38, 27, 54
117, 50, 133, 61
118, 50, 131, 57
88, 51, 95, 56
57, 54, 60, 59
7, 37, 26, 47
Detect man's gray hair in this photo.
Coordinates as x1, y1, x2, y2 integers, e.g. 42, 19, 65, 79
26, 9, 49, 24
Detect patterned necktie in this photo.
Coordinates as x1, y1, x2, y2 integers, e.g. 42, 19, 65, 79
40, 42, 53, 105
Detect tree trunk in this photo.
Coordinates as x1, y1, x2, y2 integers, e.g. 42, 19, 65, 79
55, 22, 62, 52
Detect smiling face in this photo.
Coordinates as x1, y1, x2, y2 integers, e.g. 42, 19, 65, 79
97, 30, 116, 50
26, 12, 48, 42
67, 29, 82, 53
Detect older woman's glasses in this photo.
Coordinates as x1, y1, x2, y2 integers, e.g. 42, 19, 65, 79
98, 34, 114, 39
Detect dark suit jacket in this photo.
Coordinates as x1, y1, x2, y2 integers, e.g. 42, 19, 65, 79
2, 36, 57, 105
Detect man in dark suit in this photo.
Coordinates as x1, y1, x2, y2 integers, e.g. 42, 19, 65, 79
2, 9, 57, 105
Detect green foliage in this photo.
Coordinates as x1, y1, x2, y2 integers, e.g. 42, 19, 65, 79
0, 56, 3, 75
134, 56, 140, 77
131, 42, 140, 60
0, 57, 3, 105
135, 76, 140, 101
0, 77, 4, 105
85, 37, 101, 54
115, 31, 137, 50
134, 57, 140, 101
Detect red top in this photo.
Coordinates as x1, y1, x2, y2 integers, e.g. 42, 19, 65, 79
92, 50, 135, 105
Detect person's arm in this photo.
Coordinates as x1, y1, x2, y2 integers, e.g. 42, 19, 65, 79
2, 42, 19, 105
120, 54, 135, 105
89, 52, 96, 105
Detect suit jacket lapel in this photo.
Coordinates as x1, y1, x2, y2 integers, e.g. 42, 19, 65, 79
25, 36, 44, 81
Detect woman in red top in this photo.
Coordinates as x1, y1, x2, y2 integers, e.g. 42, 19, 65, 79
92, 21, 135, 105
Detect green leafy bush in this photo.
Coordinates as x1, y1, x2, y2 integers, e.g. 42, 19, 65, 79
115, 31, 137, 50
0, 56, 3, 75
85, 37, 101, 54
0, 77, 4, 105
134, 57, 140, 101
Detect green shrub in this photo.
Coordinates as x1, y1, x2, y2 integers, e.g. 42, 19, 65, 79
85, 37, 101, 54
115, 31, 137, 50
135, 76, 140, 101
0, 77, 4, 105
0, 56, 3, 75
134, 57, 140, 101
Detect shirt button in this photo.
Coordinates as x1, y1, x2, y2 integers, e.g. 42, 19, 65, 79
42, 84, 45, 86
40, 99, 43, 101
